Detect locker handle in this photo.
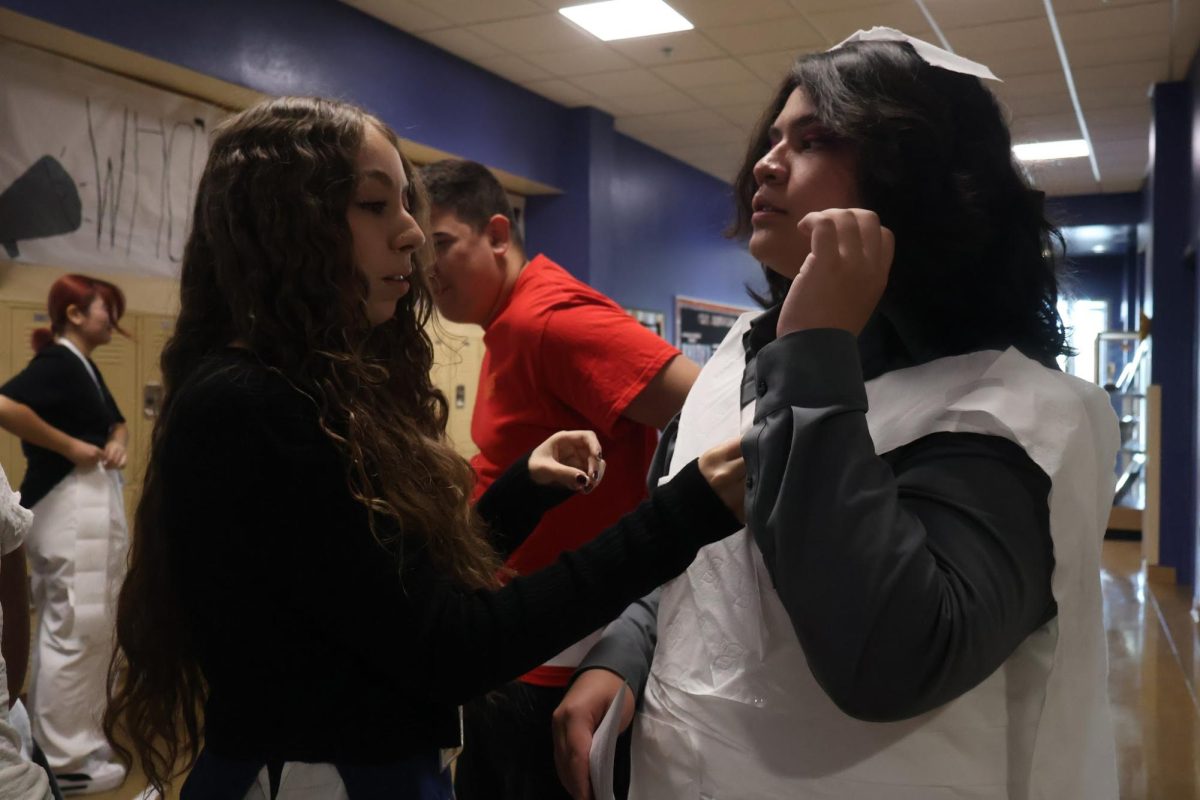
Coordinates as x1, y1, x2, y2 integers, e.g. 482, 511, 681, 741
143, 382, 164, 419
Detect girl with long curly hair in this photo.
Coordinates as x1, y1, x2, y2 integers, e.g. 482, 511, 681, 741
103, 96, 746, 800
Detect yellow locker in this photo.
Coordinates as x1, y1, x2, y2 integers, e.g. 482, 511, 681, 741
429, 317, 484, 460
0, 302, 14, 491
125, 314, 174, 524
1, 302, 52, 492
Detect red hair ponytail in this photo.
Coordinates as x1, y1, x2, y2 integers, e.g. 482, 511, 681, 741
32, 274, 129, 352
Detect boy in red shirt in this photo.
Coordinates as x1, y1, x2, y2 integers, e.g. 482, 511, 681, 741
420, 160, 697, 799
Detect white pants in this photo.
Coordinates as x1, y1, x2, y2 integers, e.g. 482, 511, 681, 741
26, 466, 128, 780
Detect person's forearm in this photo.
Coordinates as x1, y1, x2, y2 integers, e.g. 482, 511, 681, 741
575, 589, 660, 699
0, 547, 30, 707
0, 397, 74, 457
108, 421, 128, 446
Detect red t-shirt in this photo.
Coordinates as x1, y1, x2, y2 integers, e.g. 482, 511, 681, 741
470, 255, 679, 685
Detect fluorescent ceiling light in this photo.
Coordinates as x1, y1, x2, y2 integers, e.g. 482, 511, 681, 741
1012, 139, 1090, 162
559, 0, 693, 41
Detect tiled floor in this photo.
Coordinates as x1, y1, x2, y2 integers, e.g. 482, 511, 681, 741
84, 540, 1200, 800
1104, 539, 1200, 799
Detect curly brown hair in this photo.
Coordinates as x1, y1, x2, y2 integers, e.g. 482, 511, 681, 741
103, 96, 500, 792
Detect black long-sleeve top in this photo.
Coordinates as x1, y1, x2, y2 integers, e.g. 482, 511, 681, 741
161, 349, 740, 764
580, 307, 1056, 722
0, 343, 125, 507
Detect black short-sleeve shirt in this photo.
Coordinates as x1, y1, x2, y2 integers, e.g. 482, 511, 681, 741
0, 343, 125, 507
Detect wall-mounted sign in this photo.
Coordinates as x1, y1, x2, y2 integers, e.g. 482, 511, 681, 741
624, 307, 666, 339
0, 41, 225, 277
675, 296, 754, 368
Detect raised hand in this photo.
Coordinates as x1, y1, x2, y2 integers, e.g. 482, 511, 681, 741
777, 208, 895, 339
530, 430, 605, 494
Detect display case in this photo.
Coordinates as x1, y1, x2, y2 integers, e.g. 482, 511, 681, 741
1096, 331, 1151, 526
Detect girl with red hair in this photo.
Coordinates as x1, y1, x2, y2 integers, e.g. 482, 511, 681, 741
0, 273, 130, 794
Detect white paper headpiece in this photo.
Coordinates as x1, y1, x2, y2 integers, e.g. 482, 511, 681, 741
830, 26, 1001, 83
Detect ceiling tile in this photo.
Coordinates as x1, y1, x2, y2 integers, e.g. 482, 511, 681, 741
686, 79, 775, 108
1077, 84, 1155, 111
1170, 0, 1200, 79
667, 0, 798, 28
1011, 113, 1082, 143
1023, 158, 1100, 193
713, 102, 772, 128
616, 121, 745, 148
738, 49, 804, 83
606, 88, 703, 115
803, 2, 932, 44
569, 68, 676, 96
705, 17, 827, 55
523, 46, 636, 77
411, 0, 547, 25
982, 33, 1168, 81
1051, 0, 1165, 13
340, 0, 453, 32
616, 107, 730, 132
477, 53, 554, 83
971, 46, 1062, 80
521, 78, 601, 108
951, 18, 1053, 57
991, 71, 1069, 104
419, 27, 509, 60
1056, 2, 1171, 43
994, 88, 1074, 117
1071, 60, 1167, 92
653, 58, 758, 88
607, 31, 728, 65
1093, 138, 1149, 168
1097, 174, 1146, 193
469, 13, 599, 53
921, 0, 1044, 30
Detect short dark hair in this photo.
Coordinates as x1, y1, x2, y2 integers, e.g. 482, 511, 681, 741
730, 41, 1070, 365
418, 159, 523, 250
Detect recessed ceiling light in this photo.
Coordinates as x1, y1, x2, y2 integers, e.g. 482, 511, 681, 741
1012, 139, 1090, 162
1092, 244, 1107, 254
559, 0, 693, 42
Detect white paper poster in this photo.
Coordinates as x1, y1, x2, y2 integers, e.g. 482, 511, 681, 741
0, 41, 226, 278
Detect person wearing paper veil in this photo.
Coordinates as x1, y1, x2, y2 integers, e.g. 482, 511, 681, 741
0, 275, 131, 795
552, 28, 1120, 800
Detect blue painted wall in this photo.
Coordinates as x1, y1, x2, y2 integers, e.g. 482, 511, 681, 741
1145, 80, 1196, 587
1189, 49, 1200, 604
1068, 252, 1133, 331
599, 133, 761, 337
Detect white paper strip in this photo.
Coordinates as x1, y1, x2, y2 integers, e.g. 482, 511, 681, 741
830, 26, 1001, 83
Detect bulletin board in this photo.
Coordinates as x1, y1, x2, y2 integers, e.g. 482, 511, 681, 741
675, 296, 754, 368
624, 307, 666, 340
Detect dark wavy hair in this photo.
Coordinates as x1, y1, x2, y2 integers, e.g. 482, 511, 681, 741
104, 97, 499, 792
730, 41, 1070, 365
419, 158, 524, 250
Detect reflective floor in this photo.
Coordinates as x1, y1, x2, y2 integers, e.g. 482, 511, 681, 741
88, 539, 1199, 800
1104, 539, 1200, 799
